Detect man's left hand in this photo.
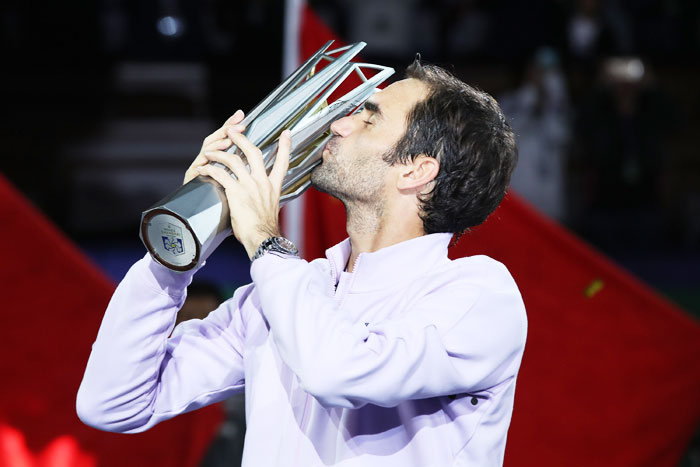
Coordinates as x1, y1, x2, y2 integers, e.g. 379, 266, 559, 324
197, 128, 292, 260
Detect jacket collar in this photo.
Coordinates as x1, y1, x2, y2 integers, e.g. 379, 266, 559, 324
325, 233, 454, 293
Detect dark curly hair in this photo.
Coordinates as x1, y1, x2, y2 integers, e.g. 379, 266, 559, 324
383, 60, 518, 235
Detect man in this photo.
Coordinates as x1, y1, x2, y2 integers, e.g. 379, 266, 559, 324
77, 61, 527, 466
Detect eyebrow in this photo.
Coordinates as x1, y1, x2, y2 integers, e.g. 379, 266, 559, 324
363, 101, 384, 119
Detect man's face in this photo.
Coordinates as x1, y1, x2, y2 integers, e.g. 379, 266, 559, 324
311, 78, 429, 204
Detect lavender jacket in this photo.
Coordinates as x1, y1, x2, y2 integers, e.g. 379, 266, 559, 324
77, 233, 527, 466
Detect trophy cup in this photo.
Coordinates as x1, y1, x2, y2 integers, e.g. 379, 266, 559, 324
140, 41, 395, 271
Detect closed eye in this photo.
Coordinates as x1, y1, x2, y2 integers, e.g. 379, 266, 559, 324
361, 100, 384, 121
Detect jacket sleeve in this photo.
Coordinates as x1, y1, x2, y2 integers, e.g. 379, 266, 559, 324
250, 254, 527, 410
76, 255, 249, 433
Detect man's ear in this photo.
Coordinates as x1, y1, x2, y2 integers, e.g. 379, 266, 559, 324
397, 155, 439, 192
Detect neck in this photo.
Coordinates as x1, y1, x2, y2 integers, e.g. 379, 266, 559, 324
344, 200, 425, 273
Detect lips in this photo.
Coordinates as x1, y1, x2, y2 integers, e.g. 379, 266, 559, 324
323, 137, 338, 156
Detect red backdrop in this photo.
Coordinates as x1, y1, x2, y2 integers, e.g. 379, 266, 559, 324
0, 174, 221, 466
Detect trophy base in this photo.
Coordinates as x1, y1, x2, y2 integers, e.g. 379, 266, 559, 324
141, 210, 200, 271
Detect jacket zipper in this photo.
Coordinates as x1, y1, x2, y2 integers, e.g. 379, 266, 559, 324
338, 254, 361, 309
328, 254, 340, 297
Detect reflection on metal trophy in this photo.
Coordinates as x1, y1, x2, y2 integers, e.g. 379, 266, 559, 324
140, 41, 395, 271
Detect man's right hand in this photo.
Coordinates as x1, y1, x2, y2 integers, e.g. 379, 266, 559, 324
183, 109, 246, 185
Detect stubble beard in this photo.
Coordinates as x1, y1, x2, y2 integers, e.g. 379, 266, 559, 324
311, 138, 390, 233
311, 138, 387, 202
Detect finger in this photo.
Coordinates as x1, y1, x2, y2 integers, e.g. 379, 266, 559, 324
197, 164, 241, 193
184, 153, 210, 184
223, 109, 245, 127
185, 139, 229, 184
189, 153, 208, 170
204, 138, 231, 152
204, 150, 253, 186
202, 127, 227, 147
216, 110, 246, 144
227, 130, 266, 180
270, 130, 291, 191
203, 122, 245, 147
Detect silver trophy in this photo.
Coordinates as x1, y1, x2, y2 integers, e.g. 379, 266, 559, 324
140, 41, 394, 271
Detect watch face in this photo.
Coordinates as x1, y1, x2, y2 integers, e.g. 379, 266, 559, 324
273, 237, 299, 254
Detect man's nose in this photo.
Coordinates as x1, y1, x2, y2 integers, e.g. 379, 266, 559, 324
330, 115, 355, 137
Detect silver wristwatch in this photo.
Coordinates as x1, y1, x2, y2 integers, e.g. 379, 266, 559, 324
252, 236, 299, 261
